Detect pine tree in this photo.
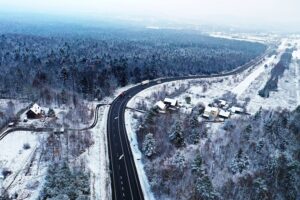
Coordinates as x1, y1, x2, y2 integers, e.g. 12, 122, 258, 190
142, 133, 157, 157
230, 149, 249, 174
253, 178, 269, 200
191, 154, 204, 175
195, 176, 218, 200
47, 108, 56, 117
169, 121, 185, 147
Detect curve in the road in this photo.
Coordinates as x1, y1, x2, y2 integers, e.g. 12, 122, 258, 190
0, 104, 109, 141
107, 46, 275, 200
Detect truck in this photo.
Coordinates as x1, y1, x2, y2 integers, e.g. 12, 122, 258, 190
141, 80, 150, 85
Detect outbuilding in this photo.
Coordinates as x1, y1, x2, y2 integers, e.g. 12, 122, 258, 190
26, 103, 42, 119
219, 110, 231, 118
219, 100, 227, 107
230, 106, 244, 114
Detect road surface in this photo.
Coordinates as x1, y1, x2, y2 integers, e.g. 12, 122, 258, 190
107, 46, 274, 200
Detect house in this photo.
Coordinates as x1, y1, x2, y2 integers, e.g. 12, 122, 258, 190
219, 110, 231, 118
164, 98, 178, 108
219, 100, 227, 107
26, 103, 42, 119
230, 106, 244, 114
154, 101, 167, 112
203, 106, 219, 118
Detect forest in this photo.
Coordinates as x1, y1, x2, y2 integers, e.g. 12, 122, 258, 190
0, 23, 266, 104
137, 104, 300, 200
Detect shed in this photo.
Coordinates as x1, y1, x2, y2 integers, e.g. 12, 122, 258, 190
230, 106, 244, 114
26, 103, 42, 119
219, 100, 227, 107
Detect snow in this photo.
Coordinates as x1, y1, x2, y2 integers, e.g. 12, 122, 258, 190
154, 101, 166, 110
29, 104, 41, 115
219, 110, 231, 118
232, 55, 279, 96
87, 105, 111, 200
122, 37, 299, 199
0, 132, 37, 170
209, 32, 278, 44
0, 131, 47, 199
124, 111, 155, 200
244, 39, 299, 113
292, 42, 300, 105
164, 98, 177, 107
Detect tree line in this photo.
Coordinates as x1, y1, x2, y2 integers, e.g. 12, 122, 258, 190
0, 26, 266, 104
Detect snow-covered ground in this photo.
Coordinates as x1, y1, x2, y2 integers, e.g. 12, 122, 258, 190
209, 32, 279, 44
125, 111, 155, 200
231, 55, 279, 96
85, 84, 140, 200
124, 37, 300, 199
86, 105, 111, 200
244, 39, 300, 113
0, 99, 29, 115
0, 131, 47, 199
0, 81, 140, 200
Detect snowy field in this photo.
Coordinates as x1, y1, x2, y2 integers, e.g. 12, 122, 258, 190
124, 37, 300, 199
0, 131, 48, 199
244, 39, 300, 113
0, 99, 29, 115
209, 32, 279, 44
85, 105, 111, 200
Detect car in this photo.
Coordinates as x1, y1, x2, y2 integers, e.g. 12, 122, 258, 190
8, 122, 15, 127
120, 92, 126, 97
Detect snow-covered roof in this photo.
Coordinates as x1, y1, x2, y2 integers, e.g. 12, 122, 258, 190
203, 113, 210, 118
204, 106, 219, 113
230, 106, 244, 113
219, 100, 227, 106
219, 110, 231, 118
164, 98, 178, 107
154, 101, 167, 110
30, 103, 41, 115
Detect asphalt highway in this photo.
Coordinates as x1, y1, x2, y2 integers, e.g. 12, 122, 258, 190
107, 46, 274, 200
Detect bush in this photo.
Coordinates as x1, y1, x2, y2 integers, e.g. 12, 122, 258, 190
23, 143, 31, 150
185, 96, 191, 104
47, 108, 56, 117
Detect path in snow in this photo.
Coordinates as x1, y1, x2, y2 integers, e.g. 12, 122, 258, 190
293, 48, 300, 105
232, 55, 277, 97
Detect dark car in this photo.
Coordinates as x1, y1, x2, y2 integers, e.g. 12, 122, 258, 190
120, 92, 126, 97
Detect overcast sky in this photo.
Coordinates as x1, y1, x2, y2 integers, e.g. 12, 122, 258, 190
0, 0, 299, 29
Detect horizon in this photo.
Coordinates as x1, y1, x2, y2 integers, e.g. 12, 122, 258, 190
0, 0, 299, 33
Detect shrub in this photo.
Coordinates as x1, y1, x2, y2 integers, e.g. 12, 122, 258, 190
23, 143, 31, 150
185, 96, 191, 104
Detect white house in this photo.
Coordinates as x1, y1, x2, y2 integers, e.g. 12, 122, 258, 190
203, 106, 219, 118
26, 103, 42, 119
154, 101, 167, 112
164, 98, 178, 107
